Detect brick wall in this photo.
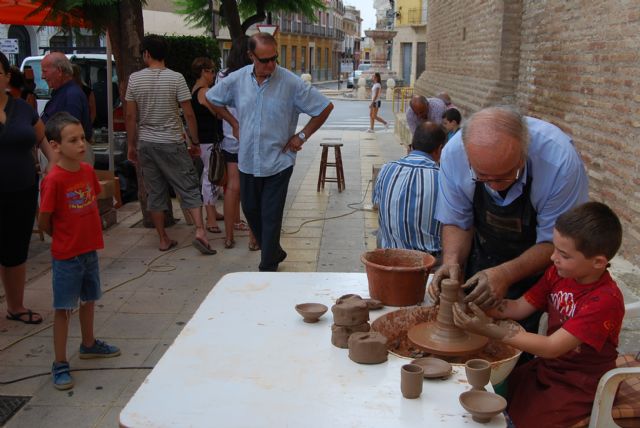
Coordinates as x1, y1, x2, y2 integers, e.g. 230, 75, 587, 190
415, 0, 640, 265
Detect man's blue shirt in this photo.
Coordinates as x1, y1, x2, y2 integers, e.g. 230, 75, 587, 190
206, 65, 330, 177
435, 116, 589, 243
41, 80, 93, 140
373, 150, 441, 253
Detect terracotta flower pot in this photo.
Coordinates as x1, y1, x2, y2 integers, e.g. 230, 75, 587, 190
361, 249, 435, 306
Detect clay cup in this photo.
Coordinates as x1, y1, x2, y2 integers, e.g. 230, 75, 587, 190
400, 364, 424, 399
465, 359, 491, 391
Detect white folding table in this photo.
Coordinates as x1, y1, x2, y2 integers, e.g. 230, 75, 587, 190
120, 272, 506, 427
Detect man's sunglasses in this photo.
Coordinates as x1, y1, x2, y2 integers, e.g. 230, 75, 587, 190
253, 54, 278, 64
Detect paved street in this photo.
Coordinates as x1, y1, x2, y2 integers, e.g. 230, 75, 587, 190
0, 98, 638, 427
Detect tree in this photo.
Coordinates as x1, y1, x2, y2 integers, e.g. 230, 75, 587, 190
175, 0, 326, 52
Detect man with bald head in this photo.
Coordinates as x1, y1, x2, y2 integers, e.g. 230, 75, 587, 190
41, 52, 93, 150
406, 94, 446, 134
429, 106, 588, 333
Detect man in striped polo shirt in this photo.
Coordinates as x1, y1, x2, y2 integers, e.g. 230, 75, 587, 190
372, 122, 446, 257
126, 35, 215, 255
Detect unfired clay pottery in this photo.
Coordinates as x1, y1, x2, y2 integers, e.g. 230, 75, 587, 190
411, 357, 452, 379
295, 303, 328, 323
336, 294, 362, 304
465, 359, 491, 391
361, 248, 435, 306
459, 390, 507, 423
332, 298, 369, 326
331, 323, 370, 348
400, 364, 424, 399
364, 298, 384, 310
348, 332, 388, 364
407, 279, 488, 356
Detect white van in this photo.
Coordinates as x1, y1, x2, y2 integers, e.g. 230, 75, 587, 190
20, 53, 118, 116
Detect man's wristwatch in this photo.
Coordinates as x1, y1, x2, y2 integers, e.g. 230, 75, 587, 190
297, 131, 306, 142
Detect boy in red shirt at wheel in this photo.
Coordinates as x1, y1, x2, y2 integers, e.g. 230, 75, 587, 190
39, 112, 120, 391
453, 201, 625, 428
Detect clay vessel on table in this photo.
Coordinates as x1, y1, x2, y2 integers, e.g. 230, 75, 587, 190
400, 364, 424, 399
331, 322, 371, 348
361, 248, 435, 306
364, 298, 384, 310
332, 298, 369, 326
348, 332, 388, 364
336, 294, 362, 304
465, 359, 491, 391
459, 390, 507, 423
295, 303, 328, 323
411, 357, 452, 379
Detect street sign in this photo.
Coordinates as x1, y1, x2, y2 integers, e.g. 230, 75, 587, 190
0, 38, 19, 54
340, 62, 354, 73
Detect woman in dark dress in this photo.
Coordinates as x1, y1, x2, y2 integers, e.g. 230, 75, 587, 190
0, 52, 56, 324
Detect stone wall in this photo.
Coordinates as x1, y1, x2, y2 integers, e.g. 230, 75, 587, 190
415, 0, 640, 265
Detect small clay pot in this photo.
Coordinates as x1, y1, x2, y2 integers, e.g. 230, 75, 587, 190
400, 364, 424, 399
336, 294, 363, 304
331, 322, 370, 348
465, 359, 491, 391
348, 332, 388, 364
459, 390, 507, 423
332, 298, 369, 326
295, 303, 328, 323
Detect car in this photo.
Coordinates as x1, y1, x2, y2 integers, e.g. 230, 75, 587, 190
347, 63, 371, 88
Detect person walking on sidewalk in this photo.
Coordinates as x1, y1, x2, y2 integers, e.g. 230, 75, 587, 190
367, 72, 388, 133
39, 112, 120, 390
207, 33, 333, 271
126, 35, 216, 255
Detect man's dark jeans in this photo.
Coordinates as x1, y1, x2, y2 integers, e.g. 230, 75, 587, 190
240, 166, 293, 271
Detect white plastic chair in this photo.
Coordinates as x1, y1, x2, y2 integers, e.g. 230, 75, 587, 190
588, 300, 640, 428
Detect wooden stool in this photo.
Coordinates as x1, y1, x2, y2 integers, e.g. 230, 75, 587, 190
317, 143, 345, 192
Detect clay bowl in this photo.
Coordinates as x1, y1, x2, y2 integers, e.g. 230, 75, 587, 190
459, 390, 507, 423
295, 303, 328, 323
411, 357, 452, 379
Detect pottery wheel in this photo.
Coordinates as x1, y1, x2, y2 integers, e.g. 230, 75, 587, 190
407, 321, 488, 356
408, 278, 488, 356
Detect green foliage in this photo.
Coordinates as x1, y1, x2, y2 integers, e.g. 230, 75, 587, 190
159, 35, 221, 87
175, 0, 325, 35
174, 0, 212, 33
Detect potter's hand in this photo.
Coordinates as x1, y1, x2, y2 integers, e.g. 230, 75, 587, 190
462, 268, 508, 310
428, 264, 462, 305
283, 134, 304, 153
452, 303, 518, 341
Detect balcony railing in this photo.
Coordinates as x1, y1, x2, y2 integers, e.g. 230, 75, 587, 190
407, 8, 427, 25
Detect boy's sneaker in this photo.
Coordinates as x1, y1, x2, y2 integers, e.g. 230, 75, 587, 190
384, 124, 390, 130
52, 361, 74, 390
79, 339, 121, 359
366, 129, 375, 133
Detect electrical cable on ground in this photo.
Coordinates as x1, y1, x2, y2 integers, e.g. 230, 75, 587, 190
0, 179, 377, 384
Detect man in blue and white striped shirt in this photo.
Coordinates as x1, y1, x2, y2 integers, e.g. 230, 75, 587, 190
372, 122, 446, 256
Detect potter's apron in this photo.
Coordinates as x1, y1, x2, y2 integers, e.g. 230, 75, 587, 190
465, 176, 543, 333
507, 303, 617, 428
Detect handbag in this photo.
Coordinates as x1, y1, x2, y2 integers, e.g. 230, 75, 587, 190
208, 143, 226, 185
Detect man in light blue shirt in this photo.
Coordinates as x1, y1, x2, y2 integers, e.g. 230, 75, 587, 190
207, 33, 333, 271
428, 106, 588, 333
373, 122, 445, 255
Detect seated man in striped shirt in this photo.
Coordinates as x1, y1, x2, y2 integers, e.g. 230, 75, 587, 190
372, 122, 446, 257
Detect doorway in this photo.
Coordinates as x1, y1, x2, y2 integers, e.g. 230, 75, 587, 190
401, 43, 412, 85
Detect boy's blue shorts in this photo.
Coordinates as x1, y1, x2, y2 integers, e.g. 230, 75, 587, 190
52, 251, 102, 309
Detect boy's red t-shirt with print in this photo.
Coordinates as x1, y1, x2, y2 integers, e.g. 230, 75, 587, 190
40, 163, 104, 260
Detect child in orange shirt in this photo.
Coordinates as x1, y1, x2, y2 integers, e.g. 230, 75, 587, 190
39, 112, 120, 390
453, 202, 624, 428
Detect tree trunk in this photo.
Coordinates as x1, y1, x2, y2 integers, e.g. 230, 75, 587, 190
107, 0, 176, 228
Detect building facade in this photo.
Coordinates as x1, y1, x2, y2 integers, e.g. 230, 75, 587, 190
391, 0, 427, 86
416, 0, 640, 266
343, 5, 362, 69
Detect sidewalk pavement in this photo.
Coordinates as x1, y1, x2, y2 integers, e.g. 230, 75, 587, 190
0, 114, 638, 427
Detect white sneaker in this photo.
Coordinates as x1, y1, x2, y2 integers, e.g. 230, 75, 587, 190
384, 124, 390, 130
366, 129, 375, 133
